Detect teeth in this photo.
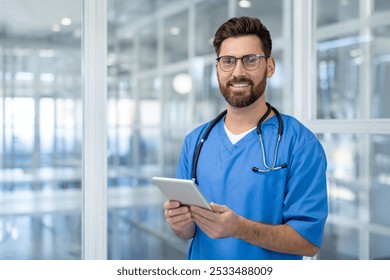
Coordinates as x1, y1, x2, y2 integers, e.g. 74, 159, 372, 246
231, 83, 249, 87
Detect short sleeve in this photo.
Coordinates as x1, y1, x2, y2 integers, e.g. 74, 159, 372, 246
284, 138, 328, 248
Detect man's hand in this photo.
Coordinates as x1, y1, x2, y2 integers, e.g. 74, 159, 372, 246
191, 202, 319, 257
164, 200, 195, 240
190, 203, 241, 239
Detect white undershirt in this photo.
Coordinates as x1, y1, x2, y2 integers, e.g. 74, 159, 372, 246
224, 124, 256, 145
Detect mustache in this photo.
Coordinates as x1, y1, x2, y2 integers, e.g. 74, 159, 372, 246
229, 76, 253, 84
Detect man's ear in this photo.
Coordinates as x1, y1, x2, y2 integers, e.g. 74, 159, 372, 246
266, 57, 275, 78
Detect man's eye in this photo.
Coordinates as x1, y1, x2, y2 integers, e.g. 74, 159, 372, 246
246, 56, 258, 63
222, 58, 235, 64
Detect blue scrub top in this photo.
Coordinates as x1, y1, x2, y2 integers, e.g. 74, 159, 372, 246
176, 114, 328, 260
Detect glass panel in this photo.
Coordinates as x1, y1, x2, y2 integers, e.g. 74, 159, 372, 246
108, 0, 167, 260
372, 25, 390, 118
318, 133, 362, 218
162, 128, 185, 177
266, 50, 286, 110
371, 135, 390, 226
316, 0, 359, 27
139, 128, 159, 178
374, 0, 390, 12
193, 61, 225, 123
108, 127, 134, 175
316, 0, 390, 260
107, 207, 186, 260
370, 233, 390, 260
108, 0, 290, 260
194, 0, 228, 57
40, 98, 55, 158
163, 72, 190, 127
139, 77, 160, 100
0, 99, 3, 153
317, 33, 362, 119
139, 21, 158, 71
318, 224, 359, 259
140, 99, 160, 126
0, 215, 81, 259
3, 97, 35, 168
163, 11, 189, 64
0, 0, 82, 259
237, 0, 283, 38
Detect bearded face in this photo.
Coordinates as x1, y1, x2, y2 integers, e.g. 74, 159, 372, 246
217, 69, 268, 108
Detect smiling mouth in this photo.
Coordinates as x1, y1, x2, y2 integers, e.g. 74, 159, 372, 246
230, 82, 251, 88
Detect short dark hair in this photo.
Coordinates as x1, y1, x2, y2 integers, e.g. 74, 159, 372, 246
212, 16, 272, 57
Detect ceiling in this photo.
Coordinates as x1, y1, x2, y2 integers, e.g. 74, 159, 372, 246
0, 0, 81, 38
0, 0, 181, 38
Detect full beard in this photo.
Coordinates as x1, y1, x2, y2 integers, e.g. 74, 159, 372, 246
218, 72, 267, 108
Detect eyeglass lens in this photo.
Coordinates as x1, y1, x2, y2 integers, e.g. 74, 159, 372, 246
217, 54, 264, 71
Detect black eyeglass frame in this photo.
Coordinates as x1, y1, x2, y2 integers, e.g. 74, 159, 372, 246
215, 54, 268, 72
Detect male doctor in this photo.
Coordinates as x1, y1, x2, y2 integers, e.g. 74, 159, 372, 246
164, 16, 328, 260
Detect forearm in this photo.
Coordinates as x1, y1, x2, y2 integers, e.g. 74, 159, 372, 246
234, 216, 319, 257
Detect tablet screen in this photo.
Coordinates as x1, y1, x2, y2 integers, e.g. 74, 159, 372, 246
152, 177, 212, 210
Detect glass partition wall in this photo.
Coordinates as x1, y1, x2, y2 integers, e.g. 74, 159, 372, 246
106, 0, 290, 259
0, 0, 82, 259
1, 0, 389, 260
314, 0, 390, 259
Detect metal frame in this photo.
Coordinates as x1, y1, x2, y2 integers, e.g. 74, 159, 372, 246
82, 0, 107, 260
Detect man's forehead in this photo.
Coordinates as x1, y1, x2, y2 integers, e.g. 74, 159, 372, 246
219, 35, 263, 55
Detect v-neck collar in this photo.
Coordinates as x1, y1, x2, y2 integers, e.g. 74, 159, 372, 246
217, 114, 278, 148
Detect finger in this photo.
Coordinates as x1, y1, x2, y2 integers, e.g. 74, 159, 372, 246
191, 209, 215, 224
171, 219, 193, 230
164, 200, 181, 209
193, 217, 218, 239
209, 203, 229, 213
190, 205, 215, 218
167, 211, 192, 225
165, 205, 190, 219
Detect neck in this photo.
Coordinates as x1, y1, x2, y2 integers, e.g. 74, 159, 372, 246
224, 98, 273, 134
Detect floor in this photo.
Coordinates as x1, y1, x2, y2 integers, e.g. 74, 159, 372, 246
0, 213, 187, 260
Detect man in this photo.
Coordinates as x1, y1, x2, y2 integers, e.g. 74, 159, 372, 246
164, 16, 328, 260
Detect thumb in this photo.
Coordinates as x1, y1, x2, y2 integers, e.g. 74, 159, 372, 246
210, 202, 229, 213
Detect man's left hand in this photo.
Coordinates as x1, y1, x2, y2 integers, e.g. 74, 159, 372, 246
190, 203, 241, 239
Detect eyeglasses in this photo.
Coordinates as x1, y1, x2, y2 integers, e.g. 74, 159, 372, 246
216, 54, 267, 72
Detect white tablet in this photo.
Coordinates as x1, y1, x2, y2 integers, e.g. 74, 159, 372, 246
152, 177, 212, 210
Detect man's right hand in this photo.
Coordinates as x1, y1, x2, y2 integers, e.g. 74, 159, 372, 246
164, 200, 195, 240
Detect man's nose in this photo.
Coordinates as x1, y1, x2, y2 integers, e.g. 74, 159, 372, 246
232, 58, 246, 76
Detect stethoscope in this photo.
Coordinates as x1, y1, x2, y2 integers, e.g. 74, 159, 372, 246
191, 102, 288, 183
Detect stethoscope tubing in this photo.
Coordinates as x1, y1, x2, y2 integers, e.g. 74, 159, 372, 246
191, 103, 286, 183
